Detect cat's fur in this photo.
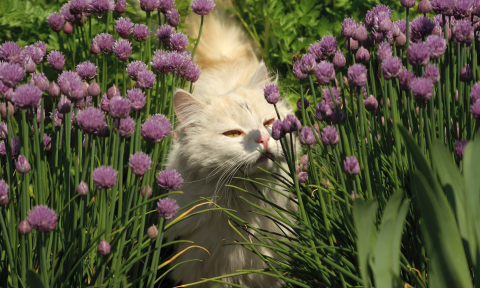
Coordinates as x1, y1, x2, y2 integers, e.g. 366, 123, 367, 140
165, 10, 295, 288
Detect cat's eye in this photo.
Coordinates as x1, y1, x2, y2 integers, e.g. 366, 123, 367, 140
223, 130, 245, 137
263, 118, 275, 127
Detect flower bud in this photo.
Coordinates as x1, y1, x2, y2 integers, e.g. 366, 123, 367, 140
147, 225, 159, 239
18, 220, 32, 235
88, 81, 101, 97
107, 85, 121, 99
16, 155, 31, 174
98, 240, 111, 255
64, 22, 73, 34
141, 185, 152, 198
77, 181, 89, 195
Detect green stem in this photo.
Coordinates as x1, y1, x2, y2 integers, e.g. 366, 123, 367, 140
191, 16, 204, 60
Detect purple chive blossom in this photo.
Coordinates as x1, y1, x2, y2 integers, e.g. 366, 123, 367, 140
408, 42, 430, 66
157, 169, 183, 190
47, 51, 65, 72
297, 97, 309, 110
377, 42, 392, 62
76, 61, 97, 81
308, 42, 323, 61
92, 166, 118, 189
133, 24, 151, 42
169, 32, 189, 52
115, 0, 127, 13
341, 18, 357, 38
126, 61, 148, 81
16, 155, 31, 174
151, 50, 170, 74
184, 62, 201, 82
455, 19, 474, 43
460, 64, 473, 82
471, 101, 480, 119
118, 116, 135, 138
158, 0, 176, 13
352, 24, 368, 42
0, 42, 22, 64
20, 45, 43, 65
50, 110, 62, 127
44, 134, 51, 151
147, 225, 158, 238
410, 15, 435, 42
166, 9, 181, 27
109, 96, 131, 118
0, 122, 7, 140
401, 0, 417, 8
127, 88, 146, 110
399, 67, 415, 91
70, 0, 89, 13
156, 25, 175, 46
98, 240, 111, 255
282, 114, 301, 133
356, 47, 370, 63
454, 139, 468, 159
89, 0, 115, 18
157, 198, 180, 219
165, 51, 186, 71
365, 4, 393, 29
113, 39, 132, 62
322, 87, 342, 108
77, 181, 89, 195
321, 126, 339, 145
419, 0, 433, 13
292, 61, 307, 80
141, 114, 172, 142
47, 12, 65, 32
57, 95, 71, 113
58, 71, 84, 102
0, 136, 20, 158
61, 3, 76, 23
23, 57, 35, 74
364, 95, 379, 111
0, 63, 25, 88
129, 152, 152, 176
137, 70, 156, 89
115, 17, 133, 39
13, 84, 42, 109
76, 107, 107, 134
426, 35, 447, 59
347, 64, 367, 87
297, 172, 308, 183
107, 84, 121, 99
271, 119, 285, 140
411, 77, 434, 101
27, 206, 57, 233
190, 0, 216, 15
264, 84, 280, 104
424, 64, 440, 84
344, 156, 360, 175
300, 127, 316, 145
333, 51, 346, 68
88, 81, 101, 97
454, 0, 474, 18
382, 57, 403, 80
18, 220, 32, 235
139, 0, 160, 12
432, 0, 455, 15
100, 94, 110, 112
313, 61, 335, 85
471, 82, 480, 104
319, 35, 337, 57
300, 54, 316, 74
92, 33, 115, 53
30, 73, 49, 91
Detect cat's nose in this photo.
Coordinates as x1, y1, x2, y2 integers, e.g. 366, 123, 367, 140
255, 134, 270, 151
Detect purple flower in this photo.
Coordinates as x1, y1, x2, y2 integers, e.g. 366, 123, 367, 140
408, 42, 430, 66
454, 0, 474, 18
432, 0, 455, 15
460, 64, 473, 82
13, 84, 42, 109
147, 225, 158, 238
319, 35, 337, 57
411, 77, 433, 101
109, 96, 131, 118
0, 42, 22, 64
76, 61, 97, 81
77, 107, 107, 134
118, 116, 135, 138
92, 33, 115, 53
364, 95, 378, 111
50, 110, 62, 127
139, 0, 160, 12
341, 18, 357, 38
300, 54, 316, 74
115, 0, 127, 13
410, 15, 435, 42
151, 50, 170, 74
137, 70, 156, 89
471, 100, 480, 119
426, 35, 447, 59
191, 0, 215, 15
157, 198, 180, 219
47, 51, 65, 72
30, 73, 49, 92
0, 179, 8, 205
129, 152, 152, 176
398, 67, 415, 91
401, 0, 417, 8
0, 122, 7, 140
382, 57, 402, 80
57, 95, 71, 114
184, 62, 201, 82
89, 0, 115, 18
0, 63, 24, 88
141, 114, 172, 142
297, 172, 308, 183
424, 64, 440, 84
158, 0, 176, 13
264, 84, 280, 104
470, 82, 480, 104
455, 19, 474, 43
127, 88, 146, 110
70, 0, 89, 13
27, 205, 57, 233
308, 42, 323, 61
419, 0, 433, 13
157, 169, 183, 190
98, 240, 111, 255
299, 127, 316, 145
296, 97, 309, 110
292, 61, 307, 80
282, 114, 301, 133
352, 24, 368, 42
20, 45, 43, 66
170, 32, 189, 52
156, 25, 175, 46
343, 156, 360, 175
377, 42, 392, 62
333, 51, 346, 68
0, 136, 20, 158
322, 87, 342, 109
16, 155, 31, 174
133, 24, 151, 42
88, 80, 101, 97
365, 4, 392, 29
347, 64, 367, 87
115, 17, 133, 39
355, 47, 370, 63
113, 39, 132, 62
77, 181, 89, 195
61, 3, 76, 23
313, 61, 335, 85
126, 61, 148, 81
58, 71, 84, 102
0, 102, 15, 121
166, 9, 181, 27
47, 12, 65, 32
271, 119, 284, 140
92, 165, 118, 189
107, 84, 121, 99
141, 186, 152, 198
454, 139, 468, 159
18, 220, 31, 235
320, 126, 339, 145
100, 94, 110, 112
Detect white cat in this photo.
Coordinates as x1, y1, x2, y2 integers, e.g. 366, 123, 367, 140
165, 10, 296, 288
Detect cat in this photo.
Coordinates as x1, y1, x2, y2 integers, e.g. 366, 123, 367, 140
164, 9, 296, 288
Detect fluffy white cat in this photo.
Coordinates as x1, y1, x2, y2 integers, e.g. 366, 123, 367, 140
165, 10, 296, 288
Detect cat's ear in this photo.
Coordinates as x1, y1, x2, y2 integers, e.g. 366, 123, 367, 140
174, 89, 204, 124
247, 61, 272, 89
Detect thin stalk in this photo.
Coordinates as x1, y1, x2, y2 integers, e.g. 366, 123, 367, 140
191, 16, 204, 60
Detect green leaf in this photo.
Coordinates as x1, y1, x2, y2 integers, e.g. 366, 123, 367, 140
26, 269, 45, 288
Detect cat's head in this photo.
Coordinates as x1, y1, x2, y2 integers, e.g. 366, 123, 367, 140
172, 63, 292, 185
